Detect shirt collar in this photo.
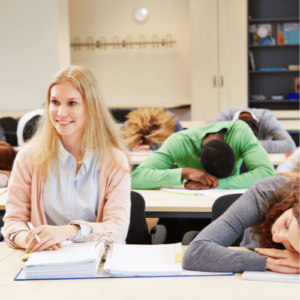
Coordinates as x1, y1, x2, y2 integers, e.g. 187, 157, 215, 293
232, 110, 259, 122
58, 139, 95, 173
58, 139, 71, 167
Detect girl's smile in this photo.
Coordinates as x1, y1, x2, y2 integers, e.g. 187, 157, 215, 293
49, 81, 86, 143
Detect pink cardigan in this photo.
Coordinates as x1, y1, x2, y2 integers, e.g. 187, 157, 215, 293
3, 147, 131, 249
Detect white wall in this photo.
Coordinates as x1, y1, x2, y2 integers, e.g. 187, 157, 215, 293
0, 0, 70, 112
69, 0, 190, 108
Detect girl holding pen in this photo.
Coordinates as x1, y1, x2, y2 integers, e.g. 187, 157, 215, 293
3, 66, 131, 252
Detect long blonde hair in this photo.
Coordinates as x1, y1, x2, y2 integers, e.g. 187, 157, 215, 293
25, 65, 129, 175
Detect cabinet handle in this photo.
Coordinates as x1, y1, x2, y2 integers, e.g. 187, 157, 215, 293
220, 76, 224, 87
214, 76, 217, 87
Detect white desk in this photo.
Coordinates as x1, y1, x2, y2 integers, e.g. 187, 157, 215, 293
268, 153, 286, 166
134, 189, 216, 218
0, 189, 216, 219
181, 121, 206, 129
130, 154, 149, 165
0, 244, 298, 300
279, 120, 300, 131
272, 110, 299, 120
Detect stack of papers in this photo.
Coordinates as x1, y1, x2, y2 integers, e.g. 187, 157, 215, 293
242, 271, 300, 283
24, 241, 104, 279
104, 243, 183, 276
103, 243, 233, 277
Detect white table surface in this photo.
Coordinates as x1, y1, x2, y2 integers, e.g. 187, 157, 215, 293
0, 244, 298, 300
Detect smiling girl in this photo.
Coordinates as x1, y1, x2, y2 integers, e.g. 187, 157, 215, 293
3, 66, 131, 252
182, 176, 299, 274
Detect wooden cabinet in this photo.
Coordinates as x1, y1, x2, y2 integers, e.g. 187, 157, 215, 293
190, 0, 247, 122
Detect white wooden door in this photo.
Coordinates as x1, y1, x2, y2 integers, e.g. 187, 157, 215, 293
218, 0, 248, 110
190, 0, 219, 122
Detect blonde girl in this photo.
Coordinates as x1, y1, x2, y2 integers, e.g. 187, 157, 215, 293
3, 66, 131, 252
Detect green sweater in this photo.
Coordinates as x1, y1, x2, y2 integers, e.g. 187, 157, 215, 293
131, 120, 276, 189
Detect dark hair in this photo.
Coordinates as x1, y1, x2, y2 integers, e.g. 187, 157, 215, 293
201, 139, 235, 178
252, 180, 299, 249
239, 116, 259, 137
0, 141, 16, 171
23, 115, 41, 143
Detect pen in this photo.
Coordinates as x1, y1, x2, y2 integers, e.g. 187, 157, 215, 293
27, 222, 41, 243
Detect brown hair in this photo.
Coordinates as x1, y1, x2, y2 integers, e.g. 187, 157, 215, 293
122, 108, 176, 149
0, 141, 16, 172
239, 116, 259, 137
252, 180, 299, 249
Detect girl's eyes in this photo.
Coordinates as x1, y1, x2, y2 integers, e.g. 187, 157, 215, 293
50, 100, 77, 106
285, 221, 289, 229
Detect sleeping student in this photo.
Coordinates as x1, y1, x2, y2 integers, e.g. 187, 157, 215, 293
183, 175, 299, 274
212, 107, 296, 153
0, 142, 16, 188
3, 66, 131, 252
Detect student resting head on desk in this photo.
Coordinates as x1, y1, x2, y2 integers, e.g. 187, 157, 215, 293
212, 107, 296, 154
182, 173, 300, 274
131, 120, 276, 190
2, 65, 131, 252
121, 107, 183, 153
0, 142, 16, 188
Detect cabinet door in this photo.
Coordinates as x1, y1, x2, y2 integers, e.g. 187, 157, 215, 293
218, 0, 247, 110
190, 0, 219, 122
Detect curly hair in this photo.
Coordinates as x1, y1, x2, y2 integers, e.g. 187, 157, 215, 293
252, 180, 299, 249
122, 108, 176, 149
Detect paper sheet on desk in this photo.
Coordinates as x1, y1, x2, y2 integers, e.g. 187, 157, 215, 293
0, 187, 7, 195
161, 187, 247, 197
242, 271, 300, 283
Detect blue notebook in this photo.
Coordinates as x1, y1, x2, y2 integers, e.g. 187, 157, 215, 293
15, 268, 234, 281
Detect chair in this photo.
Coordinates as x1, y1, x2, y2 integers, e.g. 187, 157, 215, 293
182, 231, 199, 245
110, 109, 133, 123
0, 117, 18, 146
212, 193, 244, 246
126, 191, 167, 245
182, 193, 244, 246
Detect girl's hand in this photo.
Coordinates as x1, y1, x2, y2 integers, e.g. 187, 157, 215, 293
25, 225, 80, 254
255, 248, 300, 273
44, 243, 63, 251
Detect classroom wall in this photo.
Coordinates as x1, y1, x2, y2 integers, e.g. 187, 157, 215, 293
69, 0, 191, 108
0, 0, 70, 112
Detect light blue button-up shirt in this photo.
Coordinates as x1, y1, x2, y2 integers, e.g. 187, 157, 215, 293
43, 140, 100, 240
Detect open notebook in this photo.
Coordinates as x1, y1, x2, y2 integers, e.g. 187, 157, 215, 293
15, 243, 233, 280
242, 271, 300, 283
23, 241, 104, 279
103, 243, 232, 277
